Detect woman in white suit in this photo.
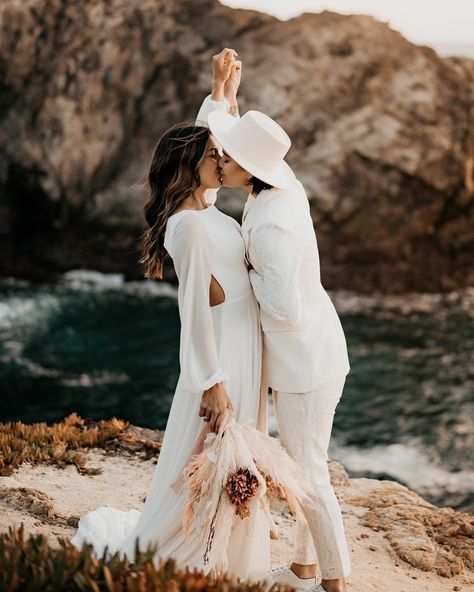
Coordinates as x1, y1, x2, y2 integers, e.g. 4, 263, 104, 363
201, 85, 351, 592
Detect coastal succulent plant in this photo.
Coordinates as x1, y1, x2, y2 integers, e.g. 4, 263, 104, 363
0, 523, 279, 591
0, 413, 161, 477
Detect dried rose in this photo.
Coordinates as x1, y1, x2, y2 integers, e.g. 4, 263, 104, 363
225, 468, 260, 518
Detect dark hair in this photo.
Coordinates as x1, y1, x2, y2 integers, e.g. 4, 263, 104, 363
139, 122, 210, 279
249, 176, 273, 195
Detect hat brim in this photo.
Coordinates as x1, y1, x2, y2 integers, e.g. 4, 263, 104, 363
208, 111, 297, 190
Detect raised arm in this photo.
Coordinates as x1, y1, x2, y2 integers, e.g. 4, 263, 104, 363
223, 57, 241, 117
248, 222, 305, 325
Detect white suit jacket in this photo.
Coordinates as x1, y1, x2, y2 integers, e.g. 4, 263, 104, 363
241, 181, 350, 393
196, 94, 350, 392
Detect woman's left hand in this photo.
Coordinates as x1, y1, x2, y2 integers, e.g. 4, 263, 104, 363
224, 60, 242, 101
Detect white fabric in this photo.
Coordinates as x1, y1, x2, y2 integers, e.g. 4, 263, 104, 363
270, 566, 316, 590
248, 223, 303, 324
273, 378, 351, 580
196, 94, 229, 125
195, 94, 229, 206
71, 205, 270, 582
168, 213, 228, 392
241, 180, 351, 393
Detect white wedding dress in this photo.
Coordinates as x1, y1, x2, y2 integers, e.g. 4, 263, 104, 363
71, 203, 270, 581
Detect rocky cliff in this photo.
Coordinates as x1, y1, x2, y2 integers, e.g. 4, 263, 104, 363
1, 0, 473, 291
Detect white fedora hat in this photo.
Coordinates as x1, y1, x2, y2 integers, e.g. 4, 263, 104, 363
207, 109, 297, 190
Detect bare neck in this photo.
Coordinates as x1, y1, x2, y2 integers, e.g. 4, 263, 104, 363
188, 187, 209, 210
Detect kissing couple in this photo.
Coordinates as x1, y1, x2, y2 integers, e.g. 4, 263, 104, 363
72, 48, 351, 592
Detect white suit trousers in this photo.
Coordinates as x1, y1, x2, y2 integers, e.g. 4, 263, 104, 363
272, 377, 351, 579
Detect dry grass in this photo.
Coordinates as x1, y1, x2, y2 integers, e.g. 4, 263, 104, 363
0, 413, 162, 477
0, 524, 276, 591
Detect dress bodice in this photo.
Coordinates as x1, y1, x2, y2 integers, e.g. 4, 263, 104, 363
165, 205, 251, 302
162, 205, 253, 394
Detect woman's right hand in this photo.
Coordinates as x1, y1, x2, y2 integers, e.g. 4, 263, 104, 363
224, 60, 242, 117
199, 381, 234, 433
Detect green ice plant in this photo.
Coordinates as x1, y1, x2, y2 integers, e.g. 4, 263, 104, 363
0, 413, 161, 477
0, 524, 280, 591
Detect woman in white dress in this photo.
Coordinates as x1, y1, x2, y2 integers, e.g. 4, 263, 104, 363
71, 50, 270, 582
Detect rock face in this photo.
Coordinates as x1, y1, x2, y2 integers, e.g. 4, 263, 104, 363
0, 0, 473, 291
345, 477, 474, 578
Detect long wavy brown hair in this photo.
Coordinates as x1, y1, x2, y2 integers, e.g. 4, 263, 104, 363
139, 122, 211, 279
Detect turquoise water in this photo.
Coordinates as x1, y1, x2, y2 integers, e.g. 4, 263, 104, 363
1, 271, 473, 512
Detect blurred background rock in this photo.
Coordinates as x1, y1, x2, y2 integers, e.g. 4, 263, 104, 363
1, 0, 473, 290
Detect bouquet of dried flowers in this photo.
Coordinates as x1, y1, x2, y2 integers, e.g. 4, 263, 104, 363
173, 414, 314, 572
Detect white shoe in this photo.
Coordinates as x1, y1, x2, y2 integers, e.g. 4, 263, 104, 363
269, 566, 316, 591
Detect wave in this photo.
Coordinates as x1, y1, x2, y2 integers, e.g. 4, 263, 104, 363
329, 287, 474, 318
61, 270, 178, 299
0, 293, 61, 332
3, 271, 473, 315
4, 270, 474, 312
61, 371, 129, 387
0, 270, 178, 332
1, 340, 60, 378
330, 439, 474, 505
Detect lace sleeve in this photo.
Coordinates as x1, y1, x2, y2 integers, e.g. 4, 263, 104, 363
248, 223, 304, 325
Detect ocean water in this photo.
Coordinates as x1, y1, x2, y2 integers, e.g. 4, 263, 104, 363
1, 270, 473, 513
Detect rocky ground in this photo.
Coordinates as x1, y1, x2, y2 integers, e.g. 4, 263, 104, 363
1, 425, 473, 592
1, 0, 473, 291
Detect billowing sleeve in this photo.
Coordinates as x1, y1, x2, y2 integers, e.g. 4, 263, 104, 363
168, 215, 228, 393
195, 94, 229, 125
248, 223, 304, 325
